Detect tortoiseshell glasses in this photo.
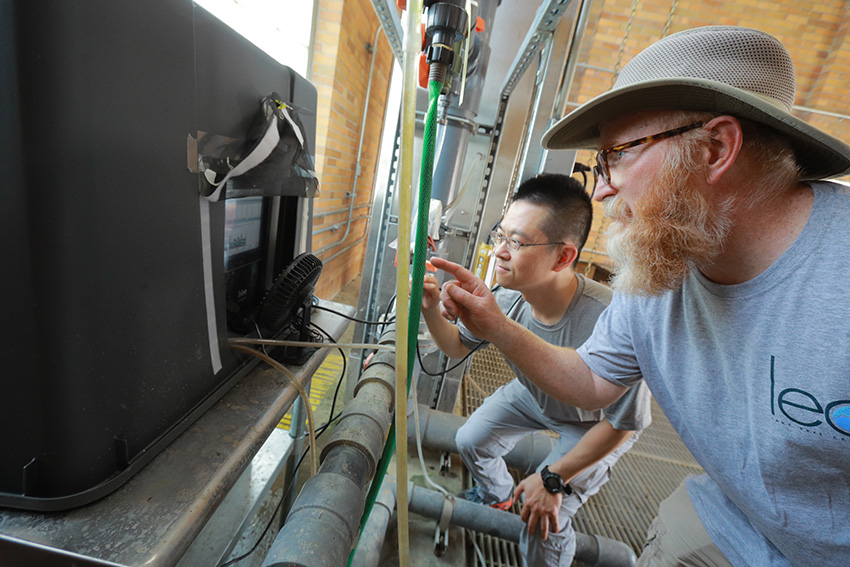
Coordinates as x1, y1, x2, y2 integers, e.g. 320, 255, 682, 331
592, 122, 705, 191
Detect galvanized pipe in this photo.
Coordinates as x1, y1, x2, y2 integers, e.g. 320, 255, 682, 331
409, 404, 556, 474
429, 0, 499, 205
314, 25, 383, 256
408, 483, 637, 567
262, 326, 397, 567
349, 477, 397, 567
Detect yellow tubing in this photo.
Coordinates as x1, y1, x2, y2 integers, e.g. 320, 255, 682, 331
394, 3, 422, 566
228, 343, 319, 477
228, 337, 394, 351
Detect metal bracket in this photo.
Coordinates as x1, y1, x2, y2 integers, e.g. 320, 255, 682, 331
433, 494, 455, 557
499, 0, 574, 98
370, 0, 405, 63
439, 452, 452, 475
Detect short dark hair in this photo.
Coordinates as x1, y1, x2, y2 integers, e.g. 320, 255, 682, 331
509, 173, 593, 263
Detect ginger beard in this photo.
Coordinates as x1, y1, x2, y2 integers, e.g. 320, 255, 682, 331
603, 156, 732, 295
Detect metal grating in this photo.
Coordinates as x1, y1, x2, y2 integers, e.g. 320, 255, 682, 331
461, 344, 704, 565
463, 344, 519, 413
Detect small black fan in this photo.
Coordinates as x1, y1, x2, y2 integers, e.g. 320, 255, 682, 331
256, 252, 323, 364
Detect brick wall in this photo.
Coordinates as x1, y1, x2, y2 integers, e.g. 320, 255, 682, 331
310, 0, 395, 299
307, 0, 849, 290
572, 0, 850, 269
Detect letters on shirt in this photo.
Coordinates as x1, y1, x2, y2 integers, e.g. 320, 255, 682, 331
770, 355, 850, 437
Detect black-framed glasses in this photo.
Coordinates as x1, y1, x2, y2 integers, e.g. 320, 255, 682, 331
592, 122, 704, 190
489, 230, 564, 252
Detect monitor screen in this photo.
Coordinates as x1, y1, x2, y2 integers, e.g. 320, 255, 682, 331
224, 196, 263, 270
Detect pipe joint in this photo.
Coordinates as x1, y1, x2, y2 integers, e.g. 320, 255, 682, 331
264, 471, 365, 567
355, 350, 396, 398
322, 391, 393, 474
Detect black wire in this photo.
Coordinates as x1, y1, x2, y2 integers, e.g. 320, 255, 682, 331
355, 294, 398, 383
415, 287, 521, 377
379, 294, 397, 336
311, 303, 391, 326
310, 322, 347, 427
216, 409, 343, 567
216, 443, 311, 567
416, 338, 485, 377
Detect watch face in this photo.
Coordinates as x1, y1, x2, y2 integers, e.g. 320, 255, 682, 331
542, 472, 560, 492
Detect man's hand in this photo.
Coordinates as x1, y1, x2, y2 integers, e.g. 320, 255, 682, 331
428, 257, 508, 342
514, 473, 562, 541
421, 274, 441, 312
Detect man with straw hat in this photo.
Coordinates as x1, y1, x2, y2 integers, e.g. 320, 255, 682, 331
431, 25, 850, 566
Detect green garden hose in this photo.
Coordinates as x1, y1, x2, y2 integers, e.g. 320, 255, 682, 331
348, 77, 444, 566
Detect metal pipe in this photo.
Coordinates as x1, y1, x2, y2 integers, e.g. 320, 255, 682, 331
553, 0, 594, 119
410, 405, 556, 474
408, 484, 637, 567
321, 233, 368, 264
262, 327, 397, 567
349, 477, 397, 567
349, 476, 637, 567
312, 213, 371, 236
281, 391, 309, 515
313, 203, 372, 219
313, 25, 383, 256
429, 0, 499, 205
509, 32, 555, 194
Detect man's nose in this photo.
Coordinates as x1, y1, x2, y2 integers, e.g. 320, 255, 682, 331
593, 177, 617, 202
493, 239, 510, 256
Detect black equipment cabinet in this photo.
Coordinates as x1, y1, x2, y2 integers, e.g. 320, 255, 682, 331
0, 0, 317, 511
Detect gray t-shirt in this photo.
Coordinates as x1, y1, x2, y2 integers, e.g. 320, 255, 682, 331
458, 274, 651, 432
578, 181, 850, 566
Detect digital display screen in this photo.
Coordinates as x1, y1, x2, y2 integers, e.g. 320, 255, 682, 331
223, 197, 263, 268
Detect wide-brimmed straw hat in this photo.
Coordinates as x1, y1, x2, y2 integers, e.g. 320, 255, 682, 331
542, 26, 850, 180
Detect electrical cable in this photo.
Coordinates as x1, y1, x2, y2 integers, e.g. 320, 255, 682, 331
309, 321, 348, 431
415, 288, 520, 377
311, 303, 393, 326
410, 384, 450, 498
250, 319, 271, 356
379, 295, 398, 336
215, 415, 340, 567
471, 535, 487, 566
416, 339, 485, 377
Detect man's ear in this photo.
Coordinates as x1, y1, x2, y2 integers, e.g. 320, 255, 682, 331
553, 244, 579, 272
702, 115, 744, 185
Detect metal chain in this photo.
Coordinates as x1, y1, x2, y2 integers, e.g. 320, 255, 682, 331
584, 0, 638, 277
582, 0, 681, 279
611, 0, 639, 86
662, 0, 679, 37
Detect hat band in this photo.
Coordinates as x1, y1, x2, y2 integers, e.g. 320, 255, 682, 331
746, 90, 791, 112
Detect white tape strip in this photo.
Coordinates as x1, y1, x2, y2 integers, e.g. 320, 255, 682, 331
199, 197, 223, 374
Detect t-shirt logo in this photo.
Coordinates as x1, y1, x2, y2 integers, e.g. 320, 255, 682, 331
770, 355, 850, 437
830, 405, 850, 434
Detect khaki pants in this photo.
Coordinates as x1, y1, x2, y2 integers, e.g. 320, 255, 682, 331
637, 478, 734, 567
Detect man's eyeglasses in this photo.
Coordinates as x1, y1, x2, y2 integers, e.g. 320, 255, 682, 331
592, 122, 704, 191
490, 230, 564, 252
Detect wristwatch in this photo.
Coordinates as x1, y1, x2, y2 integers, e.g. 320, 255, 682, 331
540, 465, 573, 495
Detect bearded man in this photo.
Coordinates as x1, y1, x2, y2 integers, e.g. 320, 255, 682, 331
430, 26, 850, 567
